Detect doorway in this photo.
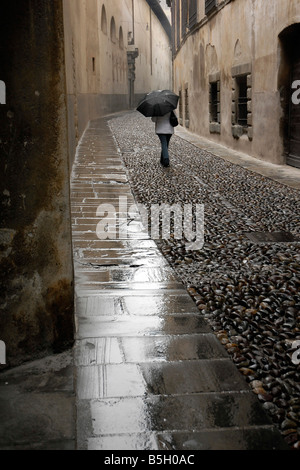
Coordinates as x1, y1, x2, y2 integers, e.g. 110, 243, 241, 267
279, 24, 300, 169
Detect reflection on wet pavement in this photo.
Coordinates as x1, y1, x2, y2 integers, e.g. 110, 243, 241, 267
71, 117, 287, 450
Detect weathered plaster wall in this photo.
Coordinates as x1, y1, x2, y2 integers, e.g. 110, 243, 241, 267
0, 0, 74, 367
134, 1, 172, 101
63, 0, 172, 166
173, 0, 300, 165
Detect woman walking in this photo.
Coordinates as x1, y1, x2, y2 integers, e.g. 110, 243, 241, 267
152, 112, 176, 167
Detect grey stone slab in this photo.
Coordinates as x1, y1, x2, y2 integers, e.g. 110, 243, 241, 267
76, 364, 147, 399
74, 338, 124, 366
121, 294, 199, 315
77, 391, 271, 440
74, 256, 166, 268
121, 334, 228, 362
75, 267, 178, 284
140, 359, 249, 394
84, 427, 288, 451
76, 314, 211, 339
75, 296, 122, 316
73, 251, 162, 265
75, 280, 184, 291
87, 433, 159, 451
0, 351, 75, 450
155, 428, 288, 451
73, 239, 156, 250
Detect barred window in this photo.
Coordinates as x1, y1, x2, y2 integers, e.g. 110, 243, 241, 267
236, 75, 248, 127
189, 0, 198, 29
185, 86, 190, 128
210, 82, 220, 123
181, 0, 188, 37
205, 0, 217, 16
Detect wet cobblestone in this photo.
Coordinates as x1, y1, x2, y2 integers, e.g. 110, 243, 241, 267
109, 111, 300, 449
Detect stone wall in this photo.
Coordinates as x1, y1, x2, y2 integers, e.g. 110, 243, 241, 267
0, 0, 74, 367
171, 0, 300, 165
63, 0, 172, 167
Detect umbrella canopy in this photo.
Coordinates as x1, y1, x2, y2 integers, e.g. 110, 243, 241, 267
137, 89, 179, 117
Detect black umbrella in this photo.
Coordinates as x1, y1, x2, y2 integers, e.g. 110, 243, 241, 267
136, 89, 179, 117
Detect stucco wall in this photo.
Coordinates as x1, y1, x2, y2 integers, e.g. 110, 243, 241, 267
172, 0, 300, 165
0, 0, 74, 367
63, 0, 172, 166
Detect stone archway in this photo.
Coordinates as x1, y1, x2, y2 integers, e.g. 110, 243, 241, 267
278, 23, 300, 168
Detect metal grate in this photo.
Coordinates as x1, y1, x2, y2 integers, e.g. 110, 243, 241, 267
205, 0, 217, 16
244, 231, 298, 243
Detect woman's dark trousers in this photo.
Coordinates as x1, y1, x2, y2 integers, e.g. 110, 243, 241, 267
158, 134, 172, 167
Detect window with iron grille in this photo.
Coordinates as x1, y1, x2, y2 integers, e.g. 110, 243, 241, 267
236, 75, 248, 127
209, 76, 221, 134
181, 0, 188, 37
179, 89, 183, 124
231, 63, 252, 139
176, 0, 180, 49
205, 0, 217, 16
189, 0, 198, 29
210, 82, 219, 123
185, 86, 190, 128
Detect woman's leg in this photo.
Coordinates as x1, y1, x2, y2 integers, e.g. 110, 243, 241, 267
158, 134, 171, 166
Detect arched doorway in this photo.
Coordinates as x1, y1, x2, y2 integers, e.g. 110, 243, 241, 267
279, 24, 300, 168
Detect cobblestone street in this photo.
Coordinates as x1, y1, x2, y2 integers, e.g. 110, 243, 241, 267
108, 111, 300, 449
70, 112, 300, 450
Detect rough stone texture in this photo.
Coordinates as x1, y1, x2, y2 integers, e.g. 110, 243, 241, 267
0, 0, 74, 368
0, 350, 75, 450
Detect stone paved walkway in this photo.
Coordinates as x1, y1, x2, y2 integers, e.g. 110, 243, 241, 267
71, 115, 288, 450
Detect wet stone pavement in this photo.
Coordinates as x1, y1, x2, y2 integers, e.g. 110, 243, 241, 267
71, 115, 290, 450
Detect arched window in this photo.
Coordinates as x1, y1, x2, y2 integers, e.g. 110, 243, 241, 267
119, 27, 124, 49
101, 5, 107, 35
110, 17, 116, 43
0, 80, 6, 104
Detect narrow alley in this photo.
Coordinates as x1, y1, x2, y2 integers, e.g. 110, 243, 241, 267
1, 111, 299, 451
71, 112, 297, 450
1, 0, 300, 457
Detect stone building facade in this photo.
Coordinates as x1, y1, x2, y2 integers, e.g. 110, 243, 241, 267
0, 0, 74, 367
0, 0, 172, 367
63, 0, 173, 163
168, 0, 300, 168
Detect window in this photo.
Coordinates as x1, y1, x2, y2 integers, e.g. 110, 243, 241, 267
181, 0, 188, 38
178, 89, 183, 124
236, 76, 248, 126
205, 0, 217, 16
209, 74, 221, 134
0, 80, 6, 104
176, 0, 180, 49
185, 85, 190, 128
210, 82, 218, 123
189, 0, 198, 29
110, 17, 116, 43
101, 5, 107, 35
231, 63, 252, 140
119, 27, 124, 49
